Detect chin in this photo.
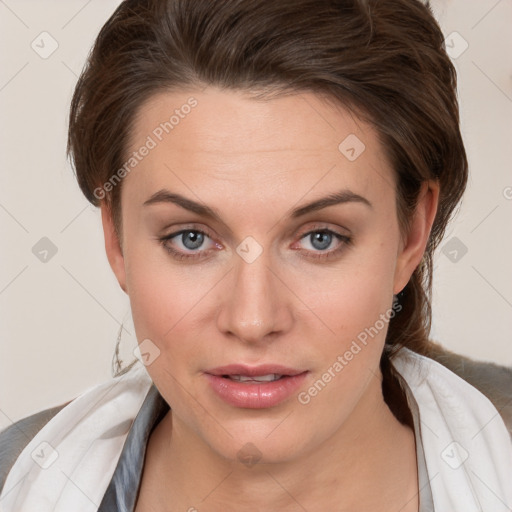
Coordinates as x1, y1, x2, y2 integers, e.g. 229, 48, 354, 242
197, 414, 320, 468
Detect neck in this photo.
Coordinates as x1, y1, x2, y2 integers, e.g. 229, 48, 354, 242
139, 377, 418, 512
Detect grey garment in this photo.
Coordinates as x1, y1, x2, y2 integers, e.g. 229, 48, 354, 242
98, 384, 169, 511
401, 377, 435, 512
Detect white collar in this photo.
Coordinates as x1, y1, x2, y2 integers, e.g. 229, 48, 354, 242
393, 348, 512, 511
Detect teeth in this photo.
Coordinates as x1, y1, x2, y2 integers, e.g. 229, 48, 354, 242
229, 374, 283, 382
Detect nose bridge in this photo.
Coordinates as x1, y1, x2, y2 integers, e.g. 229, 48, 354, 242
218, 247, 288, 343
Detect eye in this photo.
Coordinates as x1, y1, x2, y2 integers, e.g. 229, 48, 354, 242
159, 228, 219, 260
302, 231, 335, 251
294, 228, 351, 260
177, 230, 206, 250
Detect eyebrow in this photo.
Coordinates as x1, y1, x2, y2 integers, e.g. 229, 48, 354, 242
143, 188, 372, 221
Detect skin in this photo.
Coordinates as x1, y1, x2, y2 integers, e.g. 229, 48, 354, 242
102, 87, 439, 511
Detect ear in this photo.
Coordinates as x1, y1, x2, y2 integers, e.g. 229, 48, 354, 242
393, 181, 440, 294
101, 204, 127, 293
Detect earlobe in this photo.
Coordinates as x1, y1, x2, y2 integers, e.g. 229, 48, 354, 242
393, 181, 440, 295
100, 204, 128, 293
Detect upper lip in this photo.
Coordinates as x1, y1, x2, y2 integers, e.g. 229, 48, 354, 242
205, 364, 306, 377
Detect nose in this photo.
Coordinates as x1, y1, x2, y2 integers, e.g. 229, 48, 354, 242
216, 250, 293, 345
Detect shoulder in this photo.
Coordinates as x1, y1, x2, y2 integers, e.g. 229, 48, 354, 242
0, 401, 71, 494
420, 342, 512, 436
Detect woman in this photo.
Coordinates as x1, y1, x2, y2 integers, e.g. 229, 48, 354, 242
1, 0, 511, 510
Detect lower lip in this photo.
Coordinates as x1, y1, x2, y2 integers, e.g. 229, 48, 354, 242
204, 373, 308, 409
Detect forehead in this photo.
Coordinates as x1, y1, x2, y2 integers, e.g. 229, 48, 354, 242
123, 87, 396, 211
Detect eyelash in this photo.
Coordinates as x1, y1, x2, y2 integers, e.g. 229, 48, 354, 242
158, 226, 352, 262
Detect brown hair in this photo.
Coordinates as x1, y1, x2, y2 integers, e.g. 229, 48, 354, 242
68, 0, 468, 422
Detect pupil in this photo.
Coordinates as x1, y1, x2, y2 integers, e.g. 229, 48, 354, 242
311, 232, 331, 251
182, 231, 204, 250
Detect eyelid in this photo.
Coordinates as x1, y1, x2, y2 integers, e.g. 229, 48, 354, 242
294, 222, 351, 238
161, 223, 218, 242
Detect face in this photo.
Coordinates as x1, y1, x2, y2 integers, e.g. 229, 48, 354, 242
102, 87, 435, 465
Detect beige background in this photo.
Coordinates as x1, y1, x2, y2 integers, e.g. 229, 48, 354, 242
0, 0, 511, 429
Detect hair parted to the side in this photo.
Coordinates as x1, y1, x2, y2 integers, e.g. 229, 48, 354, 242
67, 0, 468, 422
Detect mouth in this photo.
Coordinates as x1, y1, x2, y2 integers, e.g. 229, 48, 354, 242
206, 364, 305, 378
222, 374, 285, 383
204, 364, 308, 409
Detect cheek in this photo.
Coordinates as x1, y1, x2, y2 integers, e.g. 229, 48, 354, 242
123, 245, 220, 386
292, 241, 398, 345
126, 270, 199, 405
288, 242, 399, 410
124, 231, 207, 334
289, 255, 399, 435
126, 266, 202, 349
